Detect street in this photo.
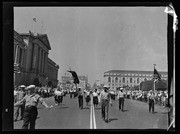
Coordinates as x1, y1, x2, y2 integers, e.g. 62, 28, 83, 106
14, 94, 168, 129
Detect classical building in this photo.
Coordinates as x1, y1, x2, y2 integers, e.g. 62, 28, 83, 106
104, 70, 168, 90
14, 30, 59, 87
14, 30, 27, 86
61, 74, 88, 89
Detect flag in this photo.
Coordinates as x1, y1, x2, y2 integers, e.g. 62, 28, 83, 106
67, 70, 80, 85
33, 18, 37, 22
153, 67, 161, 80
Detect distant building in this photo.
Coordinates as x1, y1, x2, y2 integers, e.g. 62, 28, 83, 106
14, 30, 59, 87
104, 70, 168, 90
61, 75, 88, 89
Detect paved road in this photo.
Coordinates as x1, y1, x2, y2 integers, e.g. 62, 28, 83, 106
14, 94, 168, 129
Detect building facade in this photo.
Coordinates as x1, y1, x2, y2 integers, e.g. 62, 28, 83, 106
104, 70, 168, 90
47, 58, 59, 87
14, 30, 59, 87
14, 31, 27, 86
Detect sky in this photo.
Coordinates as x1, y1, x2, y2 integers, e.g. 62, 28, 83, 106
14, 7, 168, 86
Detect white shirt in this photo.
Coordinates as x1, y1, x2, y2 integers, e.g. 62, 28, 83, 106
117, 91, 124, 99
92, 92, 98, 97
14, 90, 18, 96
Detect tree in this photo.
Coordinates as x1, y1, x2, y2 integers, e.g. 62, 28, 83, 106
33, 78, 40, 87
48, 81, 53, 87
141, 79, 167, 91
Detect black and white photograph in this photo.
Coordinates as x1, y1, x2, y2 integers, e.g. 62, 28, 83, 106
2, 3, 176, 131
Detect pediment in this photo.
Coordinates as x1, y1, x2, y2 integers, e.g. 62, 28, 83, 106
38, 34, 51, 50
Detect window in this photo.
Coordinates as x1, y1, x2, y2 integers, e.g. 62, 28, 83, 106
130, 78, 132, 83
108, 77, 111, 82
115, 77, 118, 83
123, 78, 125, 83
144, 78, 147, 81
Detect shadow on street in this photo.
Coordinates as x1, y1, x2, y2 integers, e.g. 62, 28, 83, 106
108, 118, 118, 123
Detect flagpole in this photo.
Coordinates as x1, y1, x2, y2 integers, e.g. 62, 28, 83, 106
153, 64, 156, 92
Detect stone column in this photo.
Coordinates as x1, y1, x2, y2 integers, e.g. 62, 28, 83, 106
40, 49, 43, 72
14, 45, 19, 64
43, 52, 47, 72
38, 48, 42, 72
41, 50, 45, 72
32, 43, 38, 70
44, 52, 48, 74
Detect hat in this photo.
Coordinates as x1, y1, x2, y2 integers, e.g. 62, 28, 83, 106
20, 85, 26, 88
27, 85, 35, 90
103, 84, 110, 88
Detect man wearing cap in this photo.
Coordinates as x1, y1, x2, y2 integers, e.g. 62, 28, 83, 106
148, 90, 155, 113
14, 85, 52, 129
117, 87, 125, 112
78, 87, 84, 109
99, 84, 112, 123
14, 85, 26, 121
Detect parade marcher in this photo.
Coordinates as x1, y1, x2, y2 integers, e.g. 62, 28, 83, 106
69, 89, 73, 99
14, 85, 52, 129
148, 90, 155, 113
14, 85, 26, 121
78, 88, 84, 109
117, 87, 125, 112
54, 88, 64, 106
14, 86, 18, 103
99, 84, 112, 123
85, 89, 91, 106
54, 88, 58, 105
92, 88, 99, 107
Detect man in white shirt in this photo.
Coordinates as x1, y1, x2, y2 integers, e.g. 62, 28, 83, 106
99, 84, 112, 123
92, 89, 99, 107
117, 87, 125, 112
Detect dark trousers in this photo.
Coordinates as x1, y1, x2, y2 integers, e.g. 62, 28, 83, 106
93, 96, 98, 106
22, 106, 38, 129
101, 99, 109, 121
78, 95, 83, 109
149, 99, 155, 113
119, 98, 124, 111
70, 93, 72, 98
14, 104, 25, 120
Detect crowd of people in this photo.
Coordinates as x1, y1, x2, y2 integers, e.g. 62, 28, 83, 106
122, 89, 168, 107
13, 83, 169, 129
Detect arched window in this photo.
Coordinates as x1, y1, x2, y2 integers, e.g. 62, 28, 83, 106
144, 78, 147, 81
130, 78, 132, 83
115, 77, 118, 83
123, 77, 125, 83
108, 77, 111, 83
137, 78, 139, 83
